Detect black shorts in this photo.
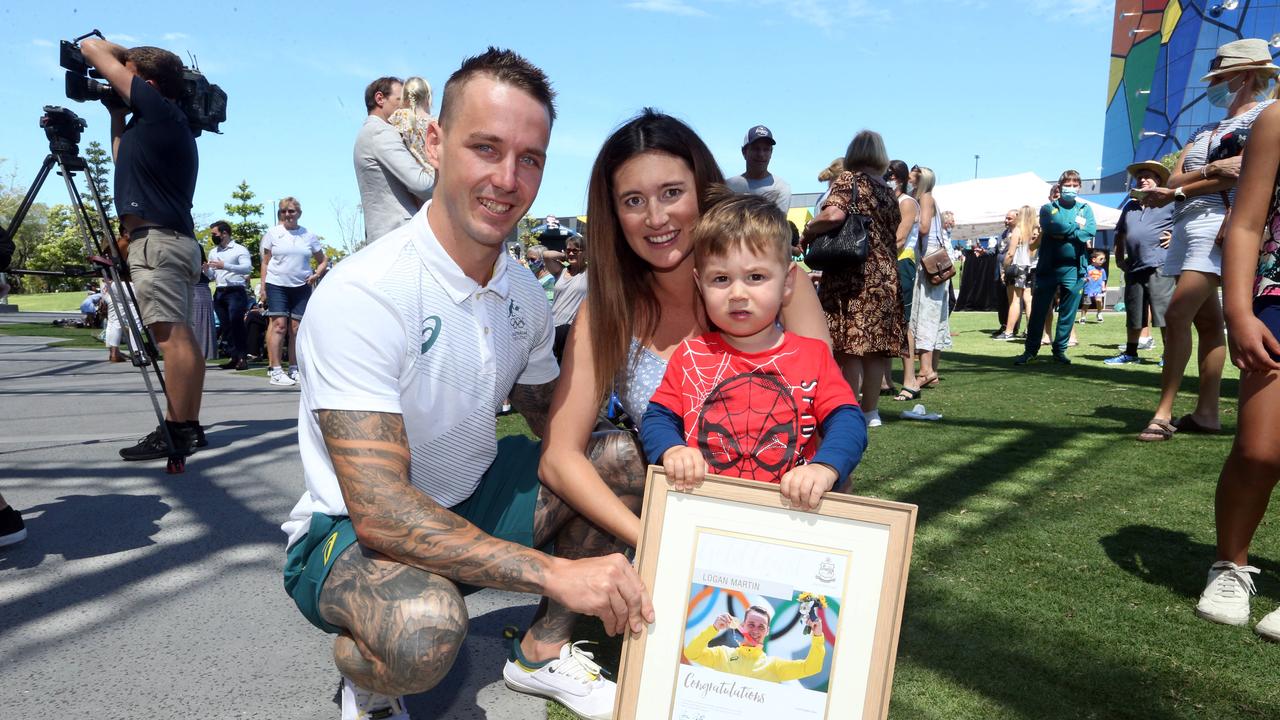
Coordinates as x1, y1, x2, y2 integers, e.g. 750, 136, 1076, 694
1254, 296, 1280, 361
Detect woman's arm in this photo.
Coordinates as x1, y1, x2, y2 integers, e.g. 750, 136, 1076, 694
539, 304, 645, 547
918, 195, 935, 246
781, 264, 833, 350
1003, 229, 1021, 268
258, 248, 271, 301
894, 196, 917, 253
1222, 104, 1280, 371
308, 250, 329, 284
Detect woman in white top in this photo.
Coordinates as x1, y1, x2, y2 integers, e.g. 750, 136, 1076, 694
884, 160, 921, 400
258, 197, 327, 386
909, 166, 949, 388
997, 205, 1037, 339
1137, 39, 1278, 441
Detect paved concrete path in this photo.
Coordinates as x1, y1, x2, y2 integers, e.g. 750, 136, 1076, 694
0, 325, 545, 719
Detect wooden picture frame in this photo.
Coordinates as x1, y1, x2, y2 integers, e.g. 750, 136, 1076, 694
615, 467, 917, 720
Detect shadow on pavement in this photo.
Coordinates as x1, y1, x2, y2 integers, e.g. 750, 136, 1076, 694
0, 493, 168, 569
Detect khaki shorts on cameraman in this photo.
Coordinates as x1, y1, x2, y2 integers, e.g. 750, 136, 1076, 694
128, 227, 201, 326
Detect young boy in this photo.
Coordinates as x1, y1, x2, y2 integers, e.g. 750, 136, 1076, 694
639, 190, 867, 510
1081, 250, 1108, 322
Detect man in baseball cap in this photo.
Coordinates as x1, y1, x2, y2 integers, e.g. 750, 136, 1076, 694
1106, 159, 1176, 365
726, 124, 792, 214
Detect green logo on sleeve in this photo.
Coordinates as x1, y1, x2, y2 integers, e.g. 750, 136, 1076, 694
421, 315, 441, 353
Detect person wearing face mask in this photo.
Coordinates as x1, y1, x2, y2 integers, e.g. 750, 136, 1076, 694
1135, 39, 1278, 441
1105, 162, 1175, 365
1014, 169, 1096, 365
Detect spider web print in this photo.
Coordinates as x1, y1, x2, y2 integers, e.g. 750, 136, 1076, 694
683, 341, 804, 479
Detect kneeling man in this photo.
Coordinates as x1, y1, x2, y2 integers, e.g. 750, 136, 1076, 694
281, 48, 650, 720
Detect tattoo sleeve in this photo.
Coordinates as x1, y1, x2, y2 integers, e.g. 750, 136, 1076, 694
507, 379, 557, 438
318, 409, 554, 594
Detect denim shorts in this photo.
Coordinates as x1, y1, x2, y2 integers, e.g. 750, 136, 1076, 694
265, 282, 312, 320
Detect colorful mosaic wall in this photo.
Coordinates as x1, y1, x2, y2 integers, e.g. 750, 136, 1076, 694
1101, 0, 1280, 191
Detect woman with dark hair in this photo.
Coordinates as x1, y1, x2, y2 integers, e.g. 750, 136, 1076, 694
539, 109, 832, 548
802, 132, 906, 424
883, 159, 920, 400
1136, 39, 1277, 441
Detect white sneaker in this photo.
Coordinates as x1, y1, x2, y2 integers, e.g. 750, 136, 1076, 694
1195, 560, 1258, 626
289, 367, 300, 384
339, 676, 408, 720
503, 640, 615, 720
268, 367, 296, 386
864, 409, 882, 428
1138, 336, 1156, 350
1256, 607, 1280, 642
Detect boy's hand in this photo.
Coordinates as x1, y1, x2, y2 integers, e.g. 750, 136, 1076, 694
662, 446, 707, 492
780, 464, 839, 510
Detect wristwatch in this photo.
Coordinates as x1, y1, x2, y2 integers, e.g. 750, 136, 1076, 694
1174, 187, 1187, 202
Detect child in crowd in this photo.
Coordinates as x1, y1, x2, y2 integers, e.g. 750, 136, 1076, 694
639, 189, 867, 510
1081, 249, 1108, 322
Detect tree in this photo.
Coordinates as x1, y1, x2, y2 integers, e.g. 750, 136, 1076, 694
0, 159, 50, 288
83, 140, 114, 222
26, 205, 91, 292
1158, 150, 1181, 173
225, 180, 267, 258
517, 215, 540, 248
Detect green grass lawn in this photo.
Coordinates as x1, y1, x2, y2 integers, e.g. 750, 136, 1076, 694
544, 311, 1277, 719
4, 306, 1273, 716
5, 290, 89, 312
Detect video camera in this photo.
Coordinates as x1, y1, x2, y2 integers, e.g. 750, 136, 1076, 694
60, 30, 227, 137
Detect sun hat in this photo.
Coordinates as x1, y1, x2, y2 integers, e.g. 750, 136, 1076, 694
1125, 160, 1171, 185
1200, 38, 1280, 82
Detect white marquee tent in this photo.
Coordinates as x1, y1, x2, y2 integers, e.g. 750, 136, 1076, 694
932, 172, 1122, 241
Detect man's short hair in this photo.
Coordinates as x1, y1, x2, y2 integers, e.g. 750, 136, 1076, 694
438, 47, 557, 129
744, 605, 773, 626
127, 46, 185, 100
210, 220, 232, 235
364, 76, 403, 112
1058, 169, 1082, 186
693, 186, 791, 272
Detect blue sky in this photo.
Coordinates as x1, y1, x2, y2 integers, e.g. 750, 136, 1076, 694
1, 0, 1115, 250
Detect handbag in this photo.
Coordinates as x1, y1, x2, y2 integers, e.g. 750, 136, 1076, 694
805, 178, 870, 271
921, 245, 955, 285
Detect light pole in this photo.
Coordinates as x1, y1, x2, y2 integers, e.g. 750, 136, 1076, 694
974, 154, 980, 179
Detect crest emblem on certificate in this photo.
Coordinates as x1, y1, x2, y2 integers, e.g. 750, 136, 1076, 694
816, 557, 836, 583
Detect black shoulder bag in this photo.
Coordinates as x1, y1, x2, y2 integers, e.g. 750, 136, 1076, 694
805, 178, 870, 271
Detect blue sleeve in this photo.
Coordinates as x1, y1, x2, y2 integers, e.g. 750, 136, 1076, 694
811, 405, 867, 491
639, 401, 687, 465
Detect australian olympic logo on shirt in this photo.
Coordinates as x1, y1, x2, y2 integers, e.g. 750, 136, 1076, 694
507, 298, 528, 338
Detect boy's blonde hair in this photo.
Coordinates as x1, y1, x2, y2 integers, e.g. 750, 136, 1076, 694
692, 186, 791, 272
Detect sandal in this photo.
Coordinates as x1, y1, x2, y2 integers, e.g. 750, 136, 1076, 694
919, 374, 940, 388
893, 387, 922, 402
879, 385, 898, 397
1137, 419, 1177, 442
1172, 414, 1221, 434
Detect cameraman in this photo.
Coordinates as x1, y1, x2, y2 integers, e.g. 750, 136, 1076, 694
81, 38, 205, 460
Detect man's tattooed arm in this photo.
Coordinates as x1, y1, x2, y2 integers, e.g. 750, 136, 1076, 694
508, 379, 557, 438
318, 409, 554, 593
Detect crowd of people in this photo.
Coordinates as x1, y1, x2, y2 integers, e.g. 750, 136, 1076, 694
2, 34, 1280, 720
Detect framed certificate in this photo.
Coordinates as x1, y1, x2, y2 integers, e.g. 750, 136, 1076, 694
615, 468, 917, 720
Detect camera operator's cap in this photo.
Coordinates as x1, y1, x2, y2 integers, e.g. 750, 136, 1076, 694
1126, 160, 1171, 185
742, 125, 776, 148
1200, 39, 1280, 82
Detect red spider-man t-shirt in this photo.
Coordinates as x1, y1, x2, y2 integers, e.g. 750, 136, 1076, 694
647, 332, 858, 483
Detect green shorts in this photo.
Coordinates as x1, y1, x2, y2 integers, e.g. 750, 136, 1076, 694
283, 435, 544, 634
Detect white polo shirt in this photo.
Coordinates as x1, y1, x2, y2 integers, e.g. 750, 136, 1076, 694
281, 204, 558, 547
262, 224, 324, 287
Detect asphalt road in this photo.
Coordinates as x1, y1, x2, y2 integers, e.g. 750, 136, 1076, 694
0, 323, 545, 719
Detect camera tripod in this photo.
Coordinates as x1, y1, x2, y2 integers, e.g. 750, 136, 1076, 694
1, 106, 186, 472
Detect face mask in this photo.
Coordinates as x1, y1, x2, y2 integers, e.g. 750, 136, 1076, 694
886, 180, 899, 191
1206, 81, 1233, 108
1060, 188, 1079, 200
906, 183, 916, 194
528, 259, 544, 273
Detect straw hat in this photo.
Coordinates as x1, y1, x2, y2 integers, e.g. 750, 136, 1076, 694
1126, 160, 1171, 185
1200, 38, 1280, 82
